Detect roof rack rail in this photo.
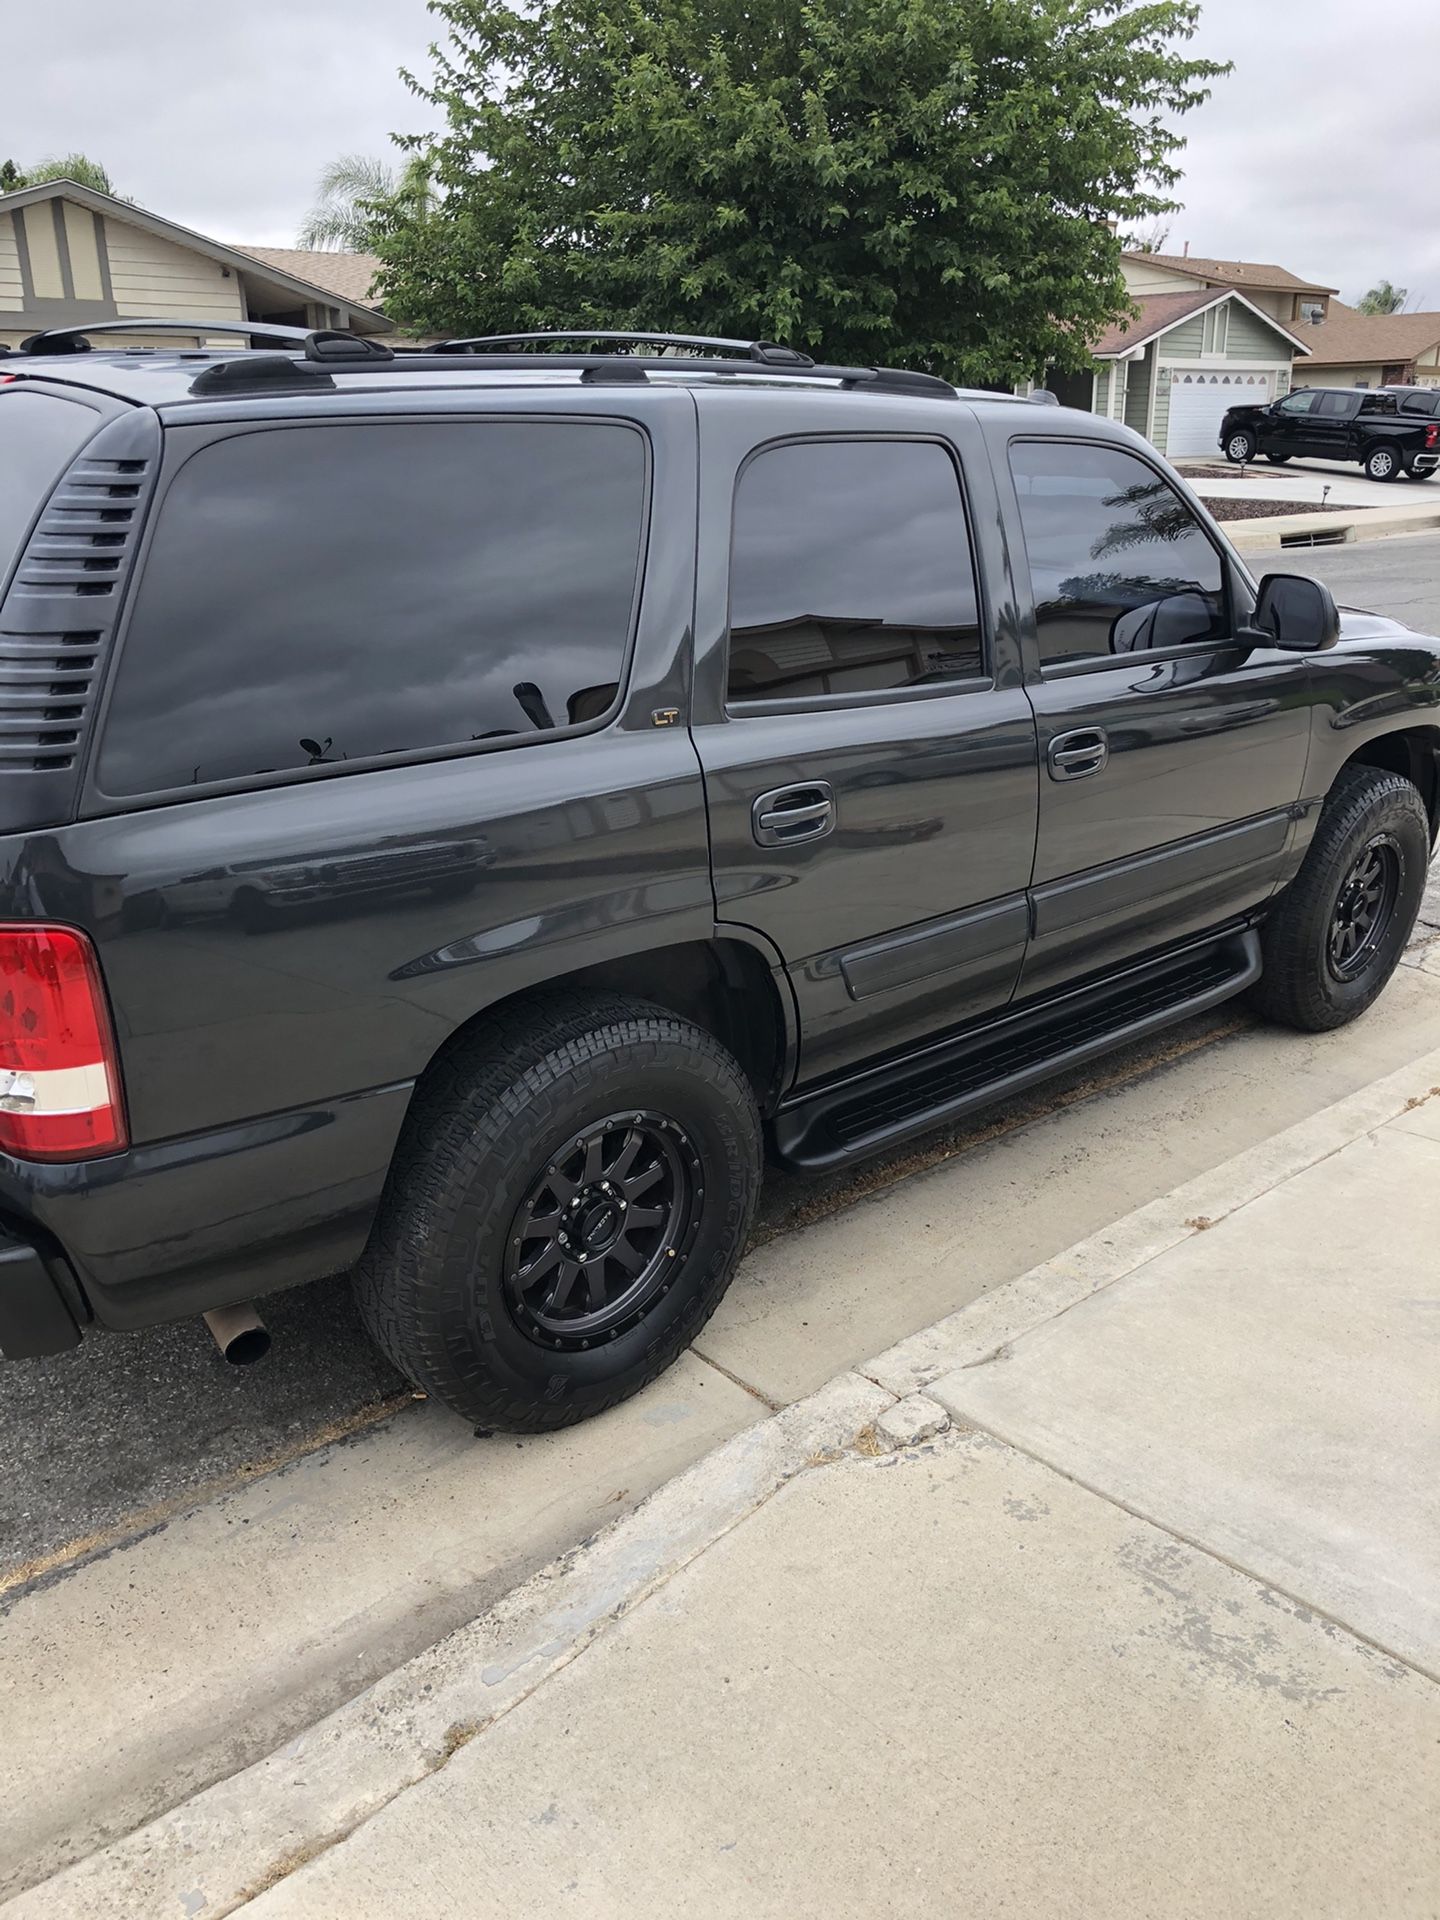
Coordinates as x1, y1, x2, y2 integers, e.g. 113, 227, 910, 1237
436, 330, 815, 366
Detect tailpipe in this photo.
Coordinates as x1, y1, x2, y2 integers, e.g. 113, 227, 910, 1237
203, 1302, 271, 1366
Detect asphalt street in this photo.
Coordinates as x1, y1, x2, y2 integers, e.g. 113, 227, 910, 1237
4, 529, 1438, 1592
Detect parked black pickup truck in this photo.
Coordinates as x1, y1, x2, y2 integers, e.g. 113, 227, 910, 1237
1220, 385, 1440, 481
1, 321, 1438, 1433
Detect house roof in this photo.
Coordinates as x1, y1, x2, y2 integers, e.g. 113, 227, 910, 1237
1122, 251, 1338, 297
233, 246, 382, 308
1298, 298, 1440, 368
0, 179, 392, 331
1093, 287, 1312, 360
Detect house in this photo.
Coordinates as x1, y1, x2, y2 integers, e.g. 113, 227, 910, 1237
0, 178, 392, 351
1120, 251, 1338, 330
1289, 301, 1440, 391
1039, 250, 1326, 458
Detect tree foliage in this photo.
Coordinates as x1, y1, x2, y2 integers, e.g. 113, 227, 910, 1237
373, 0, 1226, 382
1358, 279, 1407, 316
298, 153, 435, 250
14, 154, 117, 194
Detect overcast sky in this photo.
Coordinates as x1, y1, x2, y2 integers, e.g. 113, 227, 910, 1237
5, 0, 1438, 307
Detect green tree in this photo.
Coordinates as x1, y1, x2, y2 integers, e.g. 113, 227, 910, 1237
0, 160, 23, 193
298, 152, 434, 250
18, 153, 117, 194
1358, 279, 1407, 315
372, 0, 1226, 383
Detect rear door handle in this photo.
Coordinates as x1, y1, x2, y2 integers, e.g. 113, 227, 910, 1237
752, 782, 836, 847
1047, 727, 1109, 781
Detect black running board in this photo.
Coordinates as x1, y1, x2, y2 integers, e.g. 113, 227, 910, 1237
771, 927, 1261, 1172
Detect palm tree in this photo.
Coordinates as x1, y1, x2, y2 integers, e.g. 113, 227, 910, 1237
1358, 280, 1407, 315
19, 153, 117, 194
298, 154, 433, 251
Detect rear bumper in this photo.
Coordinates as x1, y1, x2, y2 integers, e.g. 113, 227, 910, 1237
1409, 453, 1439, 472
0, 1078, 414, 1352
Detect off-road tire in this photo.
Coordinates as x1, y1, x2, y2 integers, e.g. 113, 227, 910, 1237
354, 992, 762, 1431
1252, 765, 1429, 1032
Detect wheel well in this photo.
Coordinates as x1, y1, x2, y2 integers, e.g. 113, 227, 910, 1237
1341, 729, 1440, 839
419, 939, 792, 1112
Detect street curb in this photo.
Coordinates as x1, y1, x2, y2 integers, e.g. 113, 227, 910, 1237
1225, 503, 1440, 550
10, 1046, 1440, 1918
1, 1373, 894, 1920
860, 1041, 1440, 1399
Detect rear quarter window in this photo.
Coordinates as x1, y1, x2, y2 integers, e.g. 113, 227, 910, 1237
0, 387, 105, 592
96, 418, 649, 796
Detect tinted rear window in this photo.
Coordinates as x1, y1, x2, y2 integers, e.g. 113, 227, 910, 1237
0, 388, 104, 589
98, 420, 648, 795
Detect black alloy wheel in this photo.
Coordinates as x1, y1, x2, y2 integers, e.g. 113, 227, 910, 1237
1327, 836, 1401, 982
505, 1111, 702, 1349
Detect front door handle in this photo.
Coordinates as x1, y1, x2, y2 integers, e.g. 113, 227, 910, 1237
752, 781, 836, 847
1047, 727, 1109, 781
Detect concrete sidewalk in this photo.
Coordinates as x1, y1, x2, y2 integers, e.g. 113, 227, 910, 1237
19, 1038, 1439, 1918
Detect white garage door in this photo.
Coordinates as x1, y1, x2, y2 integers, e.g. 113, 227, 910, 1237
1165, 369, 1275, 456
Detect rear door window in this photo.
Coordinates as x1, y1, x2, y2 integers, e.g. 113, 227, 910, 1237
1316, 392, 1361, 418
727, 438, 984, 704
0, 388, 104, 591
97, 420, 648, 795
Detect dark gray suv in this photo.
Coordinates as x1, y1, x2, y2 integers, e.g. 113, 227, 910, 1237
0, 321, 1436, 1431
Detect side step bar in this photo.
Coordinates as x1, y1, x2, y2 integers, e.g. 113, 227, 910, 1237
772, 927, 1261, 1172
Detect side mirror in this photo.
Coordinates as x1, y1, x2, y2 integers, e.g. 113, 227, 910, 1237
1246, 571, 1340, 652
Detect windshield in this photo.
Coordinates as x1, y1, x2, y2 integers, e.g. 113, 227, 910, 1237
0, 387, 105, 591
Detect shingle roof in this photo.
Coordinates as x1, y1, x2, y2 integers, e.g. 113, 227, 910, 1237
1122, 251, 1337, 296
1298, 298, 1440, 367
1092, 287, 1221, 357
233, 247, 383, 308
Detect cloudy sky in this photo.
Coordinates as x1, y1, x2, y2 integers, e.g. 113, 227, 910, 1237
5, 0, 1438, 307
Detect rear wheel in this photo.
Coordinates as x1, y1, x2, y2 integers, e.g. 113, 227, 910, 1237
355, 992, 762, 1431
1267, 451, 1292, 464
1252, 765, 1429, 1031
1225, 429, 1257, 464
1409, 465, 1437, 482
1365, 444, 1402, 482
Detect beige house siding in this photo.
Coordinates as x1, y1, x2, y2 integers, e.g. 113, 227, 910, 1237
1121, 261, 1200, 295
19, 205, 65, 299
103, 215, 244, 321
1299, 364, 1386, 389
0, 214, 22, 310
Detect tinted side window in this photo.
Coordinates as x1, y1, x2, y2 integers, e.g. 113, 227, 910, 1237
1278, 392, 1317, 415
0, 389, 103, 591
1317, 392, 1360, 418
98, 421, 647, 795
1399, 391, 1436, 415
727, 439, 983, 704
1010, 441, 1226, 670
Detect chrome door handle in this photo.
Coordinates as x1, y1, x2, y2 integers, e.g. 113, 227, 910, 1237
1047, 727, 1109, 781
752, 782, 836, 847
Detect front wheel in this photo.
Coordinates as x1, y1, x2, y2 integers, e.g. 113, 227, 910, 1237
1252, 765, 1429, 1032
1365, 444, 1402, 482
355, 992, 762, 1431
1225, 430, 1257, 464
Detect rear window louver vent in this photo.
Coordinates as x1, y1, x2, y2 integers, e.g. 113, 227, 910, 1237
0, 413, 160, 816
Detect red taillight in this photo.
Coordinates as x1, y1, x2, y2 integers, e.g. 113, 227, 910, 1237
1426, 424, 1438, 449
0, 926, 126, 1160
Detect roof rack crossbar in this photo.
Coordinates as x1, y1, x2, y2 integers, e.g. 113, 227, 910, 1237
18, 317, 318, 355
435, 330, 815, 367
17, 319, 395, 362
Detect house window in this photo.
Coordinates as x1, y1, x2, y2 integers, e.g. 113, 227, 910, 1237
1201, 305, 1230, 355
